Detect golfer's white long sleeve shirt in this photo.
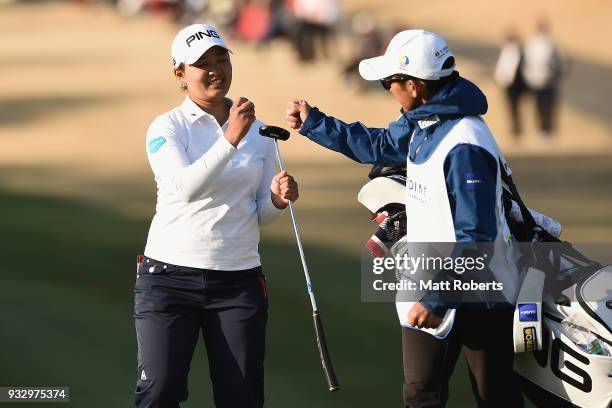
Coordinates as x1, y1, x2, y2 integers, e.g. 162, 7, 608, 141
143, 96, 284, 270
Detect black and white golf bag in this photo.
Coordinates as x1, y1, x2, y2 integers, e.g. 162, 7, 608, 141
358, 164, 612, 408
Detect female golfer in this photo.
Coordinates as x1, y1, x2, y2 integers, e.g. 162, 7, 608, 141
134, 24, 298, 407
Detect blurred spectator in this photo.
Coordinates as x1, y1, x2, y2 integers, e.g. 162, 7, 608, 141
523, 19, 566, 138
206, 0, 239, 35
342, 12, 383, 91
266, 0, 292, 41
116, 0, 176, 18
178, 0, 208, 24
116, 0, 148, 17
236, 0, 271, 43
494, 30, 525, 136
292, 0, 340, 62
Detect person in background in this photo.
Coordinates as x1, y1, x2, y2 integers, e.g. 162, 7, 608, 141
494, 30, 525, 137
342, 11, 384, 92
236, 0, 272, 44
206, 0, 239, 36
265, 0, 291, 41
178, 0, 209, 24
523, 19, 566, 138
292, 0, 340, 62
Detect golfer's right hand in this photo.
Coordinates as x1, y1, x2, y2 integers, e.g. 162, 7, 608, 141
285, 99, 311, 130
226, 97, 256, 147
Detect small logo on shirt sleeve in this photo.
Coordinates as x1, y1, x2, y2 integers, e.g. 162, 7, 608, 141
148, 136, 167, 153
464, 172, 482, 190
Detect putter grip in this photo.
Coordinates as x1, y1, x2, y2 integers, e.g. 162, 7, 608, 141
313, 311, 340, 392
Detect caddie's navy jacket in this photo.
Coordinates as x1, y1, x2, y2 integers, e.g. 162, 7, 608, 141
299, 75, 502, 317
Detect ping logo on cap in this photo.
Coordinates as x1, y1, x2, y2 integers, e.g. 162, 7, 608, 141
518, 303, 538, 322
399, 55, 409, 68
186, 30, 220, 47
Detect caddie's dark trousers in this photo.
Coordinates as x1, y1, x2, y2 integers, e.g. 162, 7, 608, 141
133, 257, 268, 408
402, 308, 524, 408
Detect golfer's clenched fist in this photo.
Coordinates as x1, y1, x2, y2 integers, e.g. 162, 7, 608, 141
271, 170, 298, 209
225, 97, 256, 146
285, 99, 312, 130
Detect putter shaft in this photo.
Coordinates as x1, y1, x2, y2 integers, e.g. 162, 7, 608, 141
272, 140, 318, 312
271, 138, 340, 392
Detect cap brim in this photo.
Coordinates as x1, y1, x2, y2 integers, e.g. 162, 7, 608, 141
358, 55, 397, 81
183, 44, 233, 65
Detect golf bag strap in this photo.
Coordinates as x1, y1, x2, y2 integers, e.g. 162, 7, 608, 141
499, 159, 539, 242
498, 160, 565, 273
499, 161, 601, 275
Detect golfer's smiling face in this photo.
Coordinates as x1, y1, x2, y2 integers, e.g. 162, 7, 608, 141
184, 46, 232, 103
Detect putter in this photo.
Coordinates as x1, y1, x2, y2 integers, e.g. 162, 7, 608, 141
259, 125, 340, 392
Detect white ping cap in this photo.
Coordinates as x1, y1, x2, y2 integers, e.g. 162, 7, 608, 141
171, 24, 232, 67
359, 30, 455, 81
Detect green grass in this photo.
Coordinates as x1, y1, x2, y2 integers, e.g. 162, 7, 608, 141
0, 187, 480, 407
2, 154, 611, 407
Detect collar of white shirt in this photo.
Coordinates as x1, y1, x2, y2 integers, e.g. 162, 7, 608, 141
180, 96, 231, 125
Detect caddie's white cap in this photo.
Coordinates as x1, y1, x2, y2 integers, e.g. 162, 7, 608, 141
171, 24, 232, 67
359, 30, 455, 81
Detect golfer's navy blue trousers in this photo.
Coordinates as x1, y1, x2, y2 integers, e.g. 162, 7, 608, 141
134, 257, 268, 408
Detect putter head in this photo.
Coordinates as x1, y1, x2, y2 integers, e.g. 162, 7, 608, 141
259, 125, 290, 141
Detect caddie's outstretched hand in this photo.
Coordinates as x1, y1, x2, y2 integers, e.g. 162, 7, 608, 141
285, 99, 312, 130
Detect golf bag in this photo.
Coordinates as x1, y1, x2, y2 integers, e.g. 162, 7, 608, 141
357, 164, 612, 408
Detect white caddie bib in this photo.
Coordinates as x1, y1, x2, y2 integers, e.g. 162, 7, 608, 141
397, 116, 521, 338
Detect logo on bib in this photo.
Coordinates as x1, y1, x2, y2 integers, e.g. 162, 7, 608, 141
406, 176, 429, 204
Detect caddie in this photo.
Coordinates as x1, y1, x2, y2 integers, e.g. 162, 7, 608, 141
285, 30, 524, 407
